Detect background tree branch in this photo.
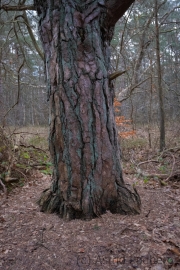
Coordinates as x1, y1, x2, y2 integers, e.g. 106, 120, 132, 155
106, 0, 135, 26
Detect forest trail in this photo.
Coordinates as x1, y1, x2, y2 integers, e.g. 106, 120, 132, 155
0, 174, 180, 270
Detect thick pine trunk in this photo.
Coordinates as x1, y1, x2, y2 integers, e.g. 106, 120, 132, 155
35, 0, 141, 220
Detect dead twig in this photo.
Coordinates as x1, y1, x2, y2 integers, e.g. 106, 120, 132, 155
136, 168, 167, 179
14, 168, 28, 181
159, 147, 180, 159
137, 160, 159, 167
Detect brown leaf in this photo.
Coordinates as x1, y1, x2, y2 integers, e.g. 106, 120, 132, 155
169, 247, 180, 256
78, 248, 85, 253
113, 258, 124, 263
0, 216, 5, 223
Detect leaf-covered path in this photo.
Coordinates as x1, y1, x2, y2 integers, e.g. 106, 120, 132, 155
0, 174, 180, 270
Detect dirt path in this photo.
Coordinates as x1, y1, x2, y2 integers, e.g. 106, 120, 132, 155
0, 175, 180, 270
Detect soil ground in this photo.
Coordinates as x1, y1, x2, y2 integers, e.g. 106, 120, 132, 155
0, 171, 180, 270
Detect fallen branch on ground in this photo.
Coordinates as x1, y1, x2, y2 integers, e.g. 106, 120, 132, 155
19, 144, 47, 152
137, 160, 160, 167
136, 168, 167, 179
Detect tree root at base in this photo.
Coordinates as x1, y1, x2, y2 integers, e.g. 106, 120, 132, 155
37, 184, 141, 220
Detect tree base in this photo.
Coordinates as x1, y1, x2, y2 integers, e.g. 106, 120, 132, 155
37, 184, 141, 220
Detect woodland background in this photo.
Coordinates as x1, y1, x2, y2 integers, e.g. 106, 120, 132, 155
0, 1, 180, 269
0, 0, 179, 134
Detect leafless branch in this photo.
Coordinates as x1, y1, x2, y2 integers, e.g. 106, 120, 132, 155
118, 76, 151, 102
3, 60, 25, 124
22, 11, 44, 60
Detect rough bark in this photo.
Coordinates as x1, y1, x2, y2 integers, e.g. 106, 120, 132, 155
35, 0, 141, 220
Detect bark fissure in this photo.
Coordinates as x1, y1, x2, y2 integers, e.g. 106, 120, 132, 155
36, 0, 141, 220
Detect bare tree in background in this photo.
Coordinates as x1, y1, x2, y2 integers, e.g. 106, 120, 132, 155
155, 0, 165, 151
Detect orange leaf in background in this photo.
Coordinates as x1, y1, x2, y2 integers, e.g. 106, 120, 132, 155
113, 98, 121, 107
115, 116, 125, 122
115, 108, 120, 112
114, 97, 135, 139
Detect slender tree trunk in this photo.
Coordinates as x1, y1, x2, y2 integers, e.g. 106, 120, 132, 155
0, 50, 3, 121
0, 8, 4, 125
35, 0, 141, 220
155, 0, 165, 151
148, 64, 153, 149
31, 89, 35, 126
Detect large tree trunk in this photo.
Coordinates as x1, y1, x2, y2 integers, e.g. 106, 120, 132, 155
35, 0, 141, 220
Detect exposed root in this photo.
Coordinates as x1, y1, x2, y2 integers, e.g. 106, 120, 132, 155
117, 184, 141, 214
37, 183, 141, 220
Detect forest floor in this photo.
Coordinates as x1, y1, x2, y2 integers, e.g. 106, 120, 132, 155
0, 125, 180, 270
0, 170, 180, 270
